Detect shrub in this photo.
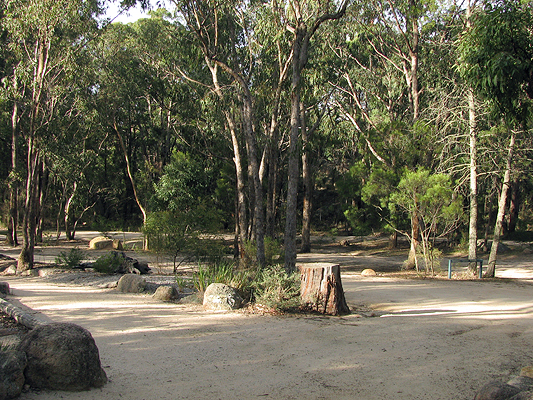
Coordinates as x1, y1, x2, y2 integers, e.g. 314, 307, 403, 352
253, 265, 301, 311
192, 261, 256, 301
55, 247, 86, 269
92, 252, 127, 274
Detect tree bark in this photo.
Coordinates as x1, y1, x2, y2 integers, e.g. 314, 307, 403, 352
466, 1, 478, 273
300, 264, 350, 315
468, 88, 478, 272
301, 102, 312, 254
486, 130, 516, 278
8, 98, 19, 246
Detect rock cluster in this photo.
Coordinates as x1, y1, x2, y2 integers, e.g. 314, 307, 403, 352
475, 368, 533, 400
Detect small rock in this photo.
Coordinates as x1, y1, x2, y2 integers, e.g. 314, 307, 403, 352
3, 266, 16, 276
153, 286, 179, 301
117, 274, 147, 293
474, 381, 521, 400
21, 269, 39, 277
522, 367, 533, 379
203, 283, 242, 311
0, 282, 9, 295
361, 269, 377, 276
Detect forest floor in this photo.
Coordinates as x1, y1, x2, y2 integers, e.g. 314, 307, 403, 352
1, 231, 533, 399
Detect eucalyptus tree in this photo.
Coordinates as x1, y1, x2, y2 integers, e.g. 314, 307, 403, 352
281, 0, 349, 273
459, 0, 533, 277
2, 0, 105, 270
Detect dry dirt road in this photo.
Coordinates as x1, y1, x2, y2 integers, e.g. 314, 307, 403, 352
2, 233, 533, 400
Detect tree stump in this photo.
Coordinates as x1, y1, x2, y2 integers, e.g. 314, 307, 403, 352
300, 264, 350, 315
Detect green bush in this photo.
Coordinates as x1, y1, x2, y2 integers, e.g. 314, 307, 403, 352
55, 247, 86, 269
253, 265, 301, 311
92, 252, 126, 274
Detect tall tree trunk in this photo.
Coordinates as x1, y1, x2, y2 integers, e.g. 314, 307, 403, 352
18, 137, 39, 271
301, 102, 312, 253
486, 130, 516, 278
226, 112, 248, 257
241, 92, 266, 268
284, 2, 348, 272
468, 88, 478, 271
507, 178, 519, 234
405, 210, 420, 270
284, 25, 304, 273
466, 0, 478, 273
8, 98, 19, 246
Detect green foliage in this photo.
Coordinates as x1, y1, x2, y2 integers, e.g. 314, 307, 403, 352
192, 261, 255, 300
241, 238, 284, 268
252, 265, 301, 311
143, 210, 224, 272
458, 0, 533, 123
389, 168, 462, 274
54, 247, 86, 269
92, 252, 125, 274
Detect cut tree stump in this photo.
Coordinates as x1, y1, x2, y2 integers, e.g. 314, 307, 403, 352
300, 264, 350, 315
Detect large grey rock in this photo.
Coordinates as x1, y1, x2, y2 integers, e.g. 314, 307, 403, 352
203, 283, 243, 311
474, 381, 521, 400
17, 323, 107, 391
117, 274, 147, 293
153, 286, 179, 301
88, 236, 113, 250
0, 350, 26, 399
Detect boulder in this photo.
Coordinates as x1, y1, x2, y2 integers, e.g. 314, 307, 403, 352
0, 350, 27, 399
88, 236, 113, 250
203, 283, 243, 311
474, 381, 521, 400
17, 323, 107, 391
361, 269, 377, 276
153, 286, 179, 301
117, 274, 147, 293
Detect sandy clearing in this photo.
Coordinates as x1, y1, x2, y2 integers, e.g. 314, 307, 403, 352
2, 273, 533, 400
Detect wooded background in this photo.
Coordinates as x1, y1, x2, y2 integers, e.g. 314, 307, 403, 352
0, 0, 532, 276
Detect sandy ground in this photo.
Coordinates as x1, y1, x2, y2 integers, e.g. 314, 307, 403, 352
2, 232, 533, 400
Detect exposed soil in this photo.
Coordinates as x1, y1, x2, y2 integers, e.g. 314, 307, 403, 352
1, 232, 533, 400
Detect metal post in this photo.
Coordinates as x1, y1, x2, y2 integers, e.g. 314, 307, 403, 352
479, 259, 483, 279
448, 259, 452, 279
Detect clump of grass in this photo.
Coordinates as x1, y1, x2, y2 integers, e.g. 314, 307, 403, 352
252, 265, 301, 311
55, 247, 86, 269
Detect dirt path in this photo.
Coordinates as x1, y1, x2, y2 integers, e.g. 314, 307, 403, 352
2, 276, 533, 399
2, 233, 533, 399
